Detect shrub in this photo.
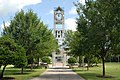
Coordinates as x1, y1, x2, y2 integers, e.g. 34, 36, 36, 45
91, 57, 101, 66
41, 57, 51, 64
68, 57, 77, 65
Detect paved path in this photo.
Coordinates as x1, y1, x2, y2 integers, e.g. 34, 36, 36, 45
30, 67, 85, 80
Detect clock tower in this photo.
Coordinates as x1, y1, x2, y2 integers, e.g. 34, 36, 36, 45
52, 6, 66, 67
54, 6, 64, 47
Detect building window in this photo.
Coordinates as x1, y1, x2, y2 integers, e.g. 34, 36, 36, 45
56, 57, 57, 59
58, 35, 60, 38
58, 31, 60, 34
61, 30, 62, 33
56, 31, 57, 34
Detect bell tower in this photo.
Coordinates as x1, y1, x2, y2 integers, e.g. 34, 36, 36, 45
54, 6, 64, 47
52, 6, 66, 67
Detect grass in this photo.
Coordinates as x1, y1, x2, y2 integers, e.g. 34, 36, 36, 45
0, 65, 46, 80
73, 62, 120, 80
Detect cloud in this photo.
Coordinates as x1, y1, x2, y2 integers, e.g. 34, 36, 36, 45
49, 10, 54, 14
0, 0, 42, 17
69, 7, 77, 15
79, 0, 85, 5
69, 0, 85, 15
65, 18, 77, 31
0, 21, 10, 29
0, 21, 10, 35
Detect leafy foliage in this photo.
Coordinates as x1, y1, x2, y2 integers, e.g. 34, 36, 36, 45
68, 57, 77, 64
0, 36, 26, 78
74, 0, 120, 77
41, 56, 51, 64
3, 10, 58, 68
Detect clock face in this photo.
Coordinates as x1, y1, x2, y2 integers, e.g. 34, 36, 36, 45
55, 13, 62, 20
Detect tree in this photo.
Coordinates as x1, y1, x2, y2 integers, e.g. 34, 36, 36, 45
14, 46, 27, 74
33, 26, 57, 66
3, 10, 57, 69
0, 36, 26, 78
63, 30, 84, 66
75, 0, 120, 77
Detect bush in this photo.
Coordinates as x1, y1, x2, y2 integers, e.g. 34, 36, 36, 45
41, 57, 51, 64
68, 57, 77, 65
91, 57, 101, 65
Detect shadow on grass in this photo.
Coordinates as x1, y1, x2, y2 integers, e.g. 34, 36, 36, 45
1, 77, 15, 80
32, 74, 40, 77
73, 69, 88, 72
97, 75, 114, 78
4, 69, 35, 75
77, 72, 115, 80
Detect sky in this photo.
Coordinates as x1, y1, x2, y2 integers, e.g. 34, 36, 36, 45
0, 0, 85, 35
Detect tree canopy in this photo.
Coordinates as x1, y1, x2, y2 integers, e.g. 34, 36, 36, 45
0, 36, 26, 78
63, 0, 120, 77
3, 10, 58, 68
74, 0, 120, 77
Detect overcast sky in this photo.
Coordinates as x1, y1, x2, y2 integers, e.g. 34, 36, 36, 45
0, 0, 85, 35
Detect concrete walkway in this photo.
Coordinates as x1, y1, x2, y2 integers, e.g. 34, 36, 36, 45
30, 67, 85, 80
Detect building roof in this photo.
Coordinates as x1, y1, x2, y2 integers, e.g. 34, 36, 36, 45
55, 6, 63, 11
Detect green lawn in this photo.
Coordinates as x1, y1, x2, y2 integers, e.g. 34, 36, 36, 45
73, 62, 120, 80
0, 65, 46, 80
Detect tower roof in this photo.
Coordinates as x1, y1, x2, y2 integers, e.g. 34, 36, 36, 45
55, 6, 63, 11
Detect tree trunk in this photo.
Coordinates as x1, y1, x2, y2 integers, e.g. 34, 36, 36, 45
78, 55, 81, 67
0, 65, 7, 79
87, 58, 90, 70
0, 65, 1, 68
118, 56, 119, 63
31, 57, 34, 70
95, 62, 98, 66
37, 58, 39, 67
102, 57, 105, 77
31, 62, 33, 70
21, 67, 24, 74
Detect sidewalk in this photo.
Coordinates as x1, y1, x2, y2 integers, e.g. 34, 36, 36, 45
30, 67, 85, 80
